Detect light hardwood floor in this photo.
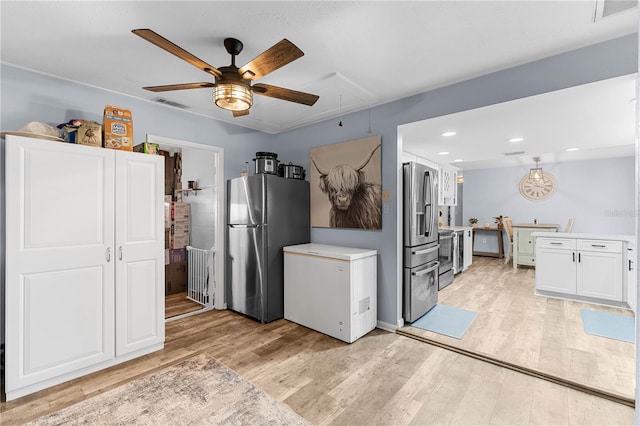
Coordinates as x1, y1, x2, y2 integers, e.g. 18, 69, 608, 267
400, 256, 635, 401
1, 307, 634, 425
165, 291, 205, 319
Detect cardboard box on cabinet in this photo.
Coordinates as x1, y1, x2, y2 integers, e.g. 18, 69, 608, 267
61, 121, 102, 147
103, 105, 133, 151
133, 142, 159, 154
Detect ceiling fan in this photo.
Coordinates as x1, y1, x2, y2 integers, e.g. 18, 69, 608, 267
132, 29, 319, 117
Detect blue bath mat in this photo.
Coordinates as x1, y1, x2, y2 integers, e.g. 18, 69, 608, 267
411, 304, 478, 339
580, 309, 635, 343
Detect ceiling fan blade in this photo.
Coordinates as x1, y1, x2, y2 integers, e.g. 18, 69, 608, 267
233, 109, 250, 117
253, 83, 319, 106
132, 29, 222, 78
142, 82, 215, 92
238, 39, 304, 81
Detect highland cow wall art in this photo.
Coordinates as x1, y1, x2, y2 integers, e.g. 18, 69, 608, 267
309, 135, 382, 230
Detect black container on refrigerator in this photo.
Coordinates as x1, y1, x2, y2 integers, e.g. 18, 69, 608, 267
402, 162, 439, 323
253, 152, 279, 175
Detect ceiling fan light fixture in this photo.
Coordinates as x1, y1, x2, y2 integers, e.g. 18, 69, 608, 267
213, 82, 253, 111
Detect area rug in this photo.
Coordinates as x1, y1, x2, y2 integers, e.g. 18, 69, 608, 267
580, 308, 635, 343
410, 303, 478, 339
29, 353, 310, 425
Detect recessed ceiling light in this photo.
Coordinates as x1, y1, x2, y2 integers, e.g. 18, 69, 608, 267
442, 131, 456, 137
508, 137, 524, 143
565, 148, 580, 152
438, 151, 450, 155
630, 98, 637, 104
453, 159, 463, 163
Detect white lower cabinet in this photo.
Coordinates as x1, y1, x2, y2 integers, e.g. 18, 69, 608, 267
626, 242, 637, 313
5, 135, 165, 400
536, 237, 624, 304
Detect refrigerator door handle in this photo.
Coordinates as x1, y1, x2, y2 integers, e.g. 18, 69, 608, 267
423, 171, 433, 238
229, 224, 260, 228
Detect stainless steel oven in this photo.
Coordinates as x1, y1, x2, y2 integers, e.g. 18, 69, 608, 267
438, 229, 454, 290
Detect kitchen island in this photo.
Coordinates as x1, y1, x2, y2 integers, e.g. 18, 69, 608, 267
532, 232, 635, 310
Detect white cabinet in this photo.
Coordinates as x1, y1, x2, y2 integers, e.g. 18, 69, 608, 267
463, 228, 473, 271
626, 242, 636, 313
283, 244, 377, 343
438, 166, 457, 206
535, 236, 625, 306
5, 135, 164, 400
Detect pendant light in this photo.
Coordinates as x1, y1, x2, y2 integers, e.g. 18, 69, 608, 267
529, 157, 544, 184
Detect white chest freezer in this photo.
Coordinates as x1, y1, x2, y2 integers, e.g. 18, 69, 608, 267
283, 243, 377, 343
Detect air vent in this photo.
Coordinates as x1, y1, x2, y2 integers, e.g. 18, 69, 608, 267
152, 97, 190, 110
503, 151, 525, 157
593, 0, 637, 21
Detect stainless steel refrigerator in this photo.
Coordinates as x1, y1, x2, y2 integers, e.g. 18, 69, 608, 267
403, 162, 440, 323
226, 174, 310, 323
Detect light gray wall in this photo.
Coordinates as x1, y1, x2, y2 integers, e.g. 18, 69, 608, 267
464, 157, 635, 253
1, 34, 638, 343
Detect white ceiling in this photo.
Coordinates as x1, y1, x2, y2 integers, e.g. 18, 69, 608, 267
401, 73, 637, 170
1, 1, 637, 158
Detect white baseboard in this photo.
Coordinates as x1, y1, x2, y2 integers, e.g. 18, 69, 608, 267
376, 320, 399, 332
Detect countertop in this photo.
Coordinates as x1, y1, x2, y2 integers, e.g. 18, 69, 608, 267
442, 226, 472, 232
531, 232, 635, 244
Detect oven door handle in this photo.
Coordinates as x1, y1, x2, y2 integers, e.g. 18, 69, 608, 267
412, 262, 440, 276
412, 246, 439, 256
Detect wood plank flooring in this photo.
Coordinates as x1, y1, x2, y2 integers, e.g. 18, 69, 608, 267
165, 291, 205, 319
400, 256, 635, 400
1, 308, 634, 425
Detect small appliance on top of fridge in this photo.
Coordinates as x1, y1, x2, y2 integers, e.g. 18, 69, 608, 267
226, 173, 310, 323
403, 162, 440, 323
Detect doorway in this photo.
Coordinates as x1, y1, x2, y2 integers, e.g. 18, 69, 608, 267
146, 134, 225, 321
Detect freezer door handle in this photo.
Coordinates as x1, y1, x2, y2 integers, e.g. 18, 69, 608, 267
412, 246, 439, 256
229, 224, 260, 228
412, 262, 440, 276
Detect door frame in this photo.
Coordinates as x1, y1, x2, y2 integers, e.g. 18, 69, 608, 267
146, 134, 226, 314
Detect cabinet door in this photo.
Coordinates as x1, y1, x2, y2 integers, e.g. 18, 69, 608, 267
535, 248, 577, 294
517, 228, 535, 256
626, 244, 636, 313
114, 151, 165, 356
5, 136, 115, 396
577, 251, 623, 301
463, 229, 473, 270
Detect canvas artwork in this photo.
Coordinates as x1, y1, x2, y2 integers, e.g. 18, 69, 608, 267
309, 135, 382, 230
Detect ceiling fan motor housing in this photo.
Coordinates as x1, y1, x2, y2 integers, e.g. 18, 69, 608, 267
213, 66, 253, 111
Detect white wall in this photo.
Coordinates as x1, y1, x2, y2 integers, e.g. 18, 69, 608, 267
180, 147, 218, 252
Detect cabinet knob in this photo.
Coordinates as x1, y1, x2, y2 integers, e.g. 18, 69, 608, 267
106, 247, 111, 262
